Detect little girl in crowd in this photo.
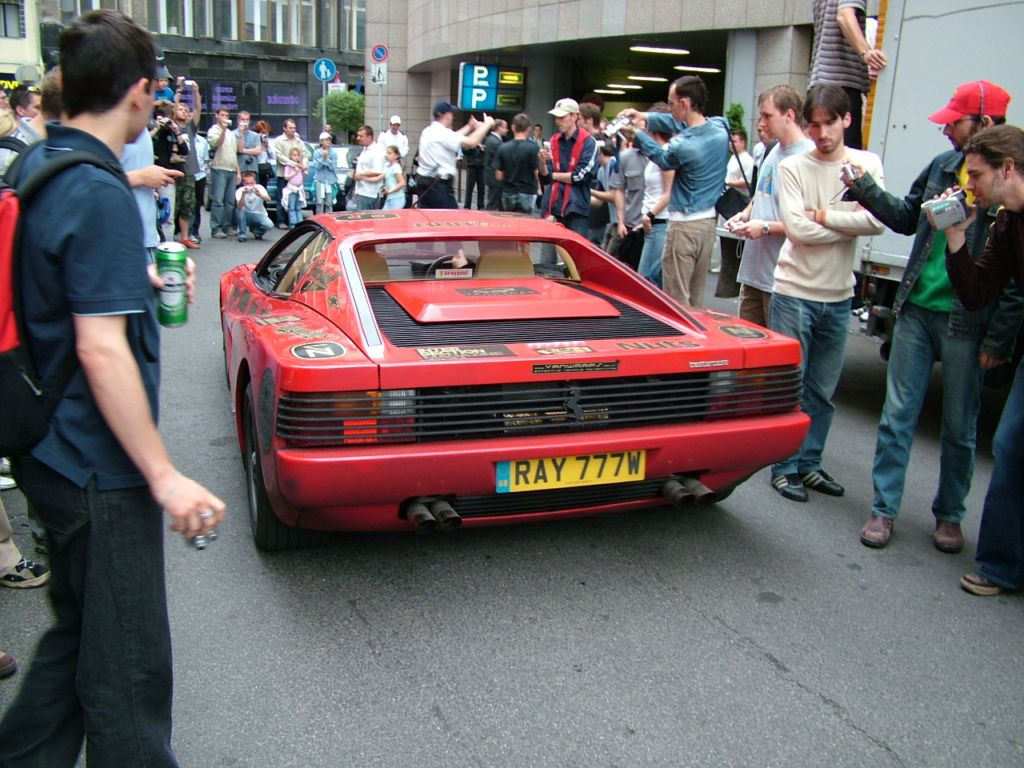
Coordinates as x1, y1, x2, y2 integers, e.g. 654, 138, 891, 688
282, 146, 308, 227
382, 145, 407, 209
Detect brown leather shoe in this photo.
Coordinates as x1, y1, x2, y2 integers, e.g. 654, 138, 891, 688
860, 515, 893, 548
0, 651, 16, 679
934, 521, 964, 553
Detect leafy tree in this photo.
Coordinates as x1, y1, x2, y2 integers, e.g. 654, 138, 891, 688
725, 102, 746, 135
313, 90, 365, 143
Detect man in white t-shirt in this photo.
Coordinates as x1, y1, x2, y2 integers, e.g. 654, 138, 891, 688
377, 114, 409, 160
353, 124, 386, 210
416, 101, 494, 209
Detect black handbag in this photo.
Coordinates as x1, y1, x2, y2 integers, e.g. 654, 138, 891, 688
715, 130, 752, 219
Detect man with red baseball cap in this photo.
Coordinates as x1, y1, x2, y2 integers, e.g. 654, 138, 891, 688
929, 80, 1011, 126
841, 79, 1019, 553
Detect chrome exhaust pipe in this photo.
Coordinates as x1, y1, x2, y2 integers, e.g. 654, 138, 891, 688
662, 479, 694, 508
406, 502, 437, 535
680, 476, 716, 503
430, 500, 462, 532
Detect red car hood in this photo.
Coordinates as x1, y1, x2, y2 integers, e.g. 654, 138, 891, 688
383, 278, 620, 323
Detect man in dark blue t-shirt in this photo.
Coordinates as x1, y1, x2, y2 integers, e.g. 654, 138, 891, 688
0, 11, 225, 767
496, 112, 540, 214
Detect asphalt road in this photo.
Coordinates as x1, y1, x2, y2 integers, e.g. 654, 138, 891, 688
1, 225, 1022, 768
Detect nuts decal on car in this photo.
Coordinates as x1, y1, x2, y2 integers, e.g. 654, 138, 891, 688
617, 340, 700, 350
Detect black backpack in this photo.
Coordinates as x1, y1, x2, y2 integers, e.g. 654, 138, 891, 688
0, 144, 126, 456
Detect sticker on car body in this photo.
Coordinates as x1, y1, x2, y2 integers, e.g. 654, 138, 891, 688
415, 345, 515, 360
291, 342, 347, 359
718, 325, 768, 339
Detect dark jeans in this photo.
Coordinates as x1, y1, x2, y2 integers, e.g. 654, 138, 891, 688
0, 458, 177, 768
464, 165, 484, 209
417, 177, 458, 209
189, 175, 206, 239
485, 183, 502, 211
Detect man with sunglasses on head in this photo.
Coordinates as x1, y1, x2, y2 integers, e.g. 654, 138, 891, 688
842, 80, 1019, 552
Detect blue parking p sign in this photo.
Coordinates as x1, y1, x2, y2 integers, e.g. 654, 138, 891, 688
458, 63, 497, 111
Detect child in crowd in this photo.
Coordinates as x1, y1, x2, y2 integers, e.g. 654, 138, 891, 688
282, 146, 308, 227
311, 131, 339, 215
382, 145, 407, 209
235, 170, 275, 241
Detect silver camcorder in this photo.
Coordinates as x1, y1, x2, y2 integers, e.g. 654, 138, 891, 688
922, 191, 970, 230
838, 163, 860, 185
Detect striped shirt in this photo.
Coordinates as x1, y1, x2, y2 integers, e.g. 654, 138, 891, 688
809, 0, 869, 93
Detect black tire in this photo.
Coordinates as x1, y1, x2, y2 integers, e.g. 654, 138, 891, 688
243, 384, 315, 551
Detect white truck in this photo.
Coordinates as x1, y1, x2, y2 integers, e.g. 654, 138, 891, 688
857, 0, 1024, 345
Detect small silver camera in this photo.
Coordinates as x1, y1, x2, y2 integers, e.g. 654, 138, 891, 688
922, 191, 969, 229
603, 115, 631, 138
839, 163, 860, 185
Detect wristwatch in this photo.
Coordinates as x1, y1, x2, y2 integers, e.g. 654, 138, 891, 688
761, 222, 771, 236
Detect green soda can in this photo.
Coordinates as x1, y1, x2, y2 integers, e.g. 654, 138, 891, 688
155, 242, 188, 327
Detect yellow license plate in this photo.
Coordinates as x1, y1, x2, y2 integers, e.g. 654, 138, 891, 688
496, 450, 646, 493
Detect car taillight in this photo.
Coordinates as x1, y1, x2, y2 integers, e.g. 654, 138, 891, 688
277, 390, 417, 447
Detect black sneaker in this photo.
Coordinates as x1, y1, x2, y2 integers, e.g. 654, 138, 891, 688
801, 469, 845, 497
772, 474, 808, 502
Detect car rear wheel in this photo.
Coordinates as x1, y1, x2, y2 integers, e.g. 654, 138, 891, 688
243, 383, 315, 551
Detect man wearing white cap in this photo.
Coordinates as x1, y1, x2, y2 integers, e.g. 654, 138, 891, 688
539, 97, 598, 237
378, 114, 409, 160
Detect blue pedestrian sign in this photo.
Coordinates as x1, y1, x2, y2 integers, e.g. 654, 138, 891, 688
313, 58, 337, 82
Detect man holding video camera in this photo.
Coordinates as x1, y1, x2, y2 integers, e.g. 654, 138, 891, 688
843, 80, 1018, 552
941, 124, 1024, 596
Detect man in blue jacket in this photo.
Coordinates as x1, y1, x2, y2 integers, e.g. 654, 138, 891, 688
622, 76, 730, 307
539, 98, 597, 238
843, 80, 1020, 552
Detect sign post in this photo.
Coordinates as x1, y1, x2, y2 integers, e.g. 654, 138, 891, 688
313, 57, 337, 131
370, 44, 389, 133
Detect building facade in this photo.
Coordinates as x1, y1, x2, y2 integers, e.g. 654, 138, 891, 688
27, 0, 368, 139
365, 1, 819, 157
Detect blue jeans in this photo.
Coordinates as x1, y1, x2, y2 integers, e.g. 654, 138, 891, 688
770, 293, 851, 477
355, 194, 379, 211
0, 458, 177, 767
502, 192, 535, 214
872, 303, 984, 522
975, 355, 1024, 588
637, 220, 666, 288
554, 212, 589, 238
238, 208, 275, 238
209, 168, 236, 234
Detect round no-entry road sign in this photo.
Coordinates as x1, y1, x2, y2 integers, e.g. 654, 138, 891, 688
370, 44, 389, 63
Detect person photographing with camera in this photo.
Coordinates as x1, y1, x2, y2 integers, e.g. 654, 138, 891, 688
841, 80, 1018, 552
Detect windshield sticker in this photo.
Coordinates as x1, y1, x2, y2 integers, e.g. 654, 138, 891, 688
436, 268, 474, 279
415, 345, 515, 360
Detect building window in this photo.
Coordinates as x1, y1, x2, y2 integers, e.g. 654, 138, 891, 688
264, 0, 316, 47
244, 0, 269, 41
341, 0, 365, 52
147, 0, 194, 36
59, 0, 120, 24
0, 0, 22, 38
